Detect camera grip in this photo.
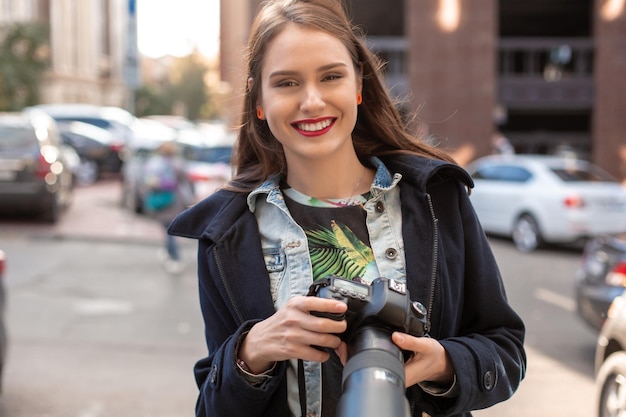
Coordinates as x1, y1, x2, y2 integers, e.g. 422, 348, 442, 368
311, 310, 346, 321
309, 302, 347, 352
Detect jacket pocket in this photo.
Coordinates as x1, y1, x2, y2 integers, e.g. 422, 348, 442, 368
263, 246, 287, 304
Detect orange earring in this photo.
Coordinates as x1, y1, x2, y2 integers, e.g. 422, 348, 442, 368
256, 106, 264, 120
356, 93, 362, 105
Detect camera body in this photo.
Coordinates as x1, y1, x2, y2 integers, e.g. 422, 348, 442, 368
307, 274, 428, 343
307, 275, 429, 417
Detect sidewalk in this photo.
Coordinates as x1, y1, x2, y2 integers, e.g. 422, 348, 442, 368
1, 179, 165, 245
63, 179, 166, 243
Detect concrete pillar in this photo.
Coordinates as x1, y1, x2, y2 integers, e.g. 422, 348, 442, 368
406, 0, 497, 164
593, 0, 626, 182
219, 0, 252, 129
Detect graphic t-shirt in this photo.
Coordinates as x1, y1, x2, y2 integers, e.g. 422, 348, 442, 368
282, 186, 380, 284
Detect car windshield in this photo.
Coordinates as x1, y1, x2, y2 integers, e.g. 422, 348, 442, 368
183, 146, 232, 164
53, 117, 113, 130
550, 166, 617, 183
0, 126, 38, 151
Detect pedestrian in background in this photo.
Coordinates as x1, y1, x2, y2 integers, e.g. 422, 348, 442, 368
143, 140, 194, 274
168, 0, 526, 416
491, 131, 515, 155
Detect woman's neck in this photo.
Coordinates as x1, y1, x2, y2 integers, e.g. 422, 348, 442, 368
286, 160, 373, 200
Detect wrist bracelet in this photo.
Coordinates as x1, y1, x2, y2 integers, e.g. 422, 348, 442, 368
236, 357, 256, 374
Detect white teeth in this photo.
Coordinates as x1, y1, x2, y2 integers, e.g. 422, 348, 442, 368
297, 119, 332, 132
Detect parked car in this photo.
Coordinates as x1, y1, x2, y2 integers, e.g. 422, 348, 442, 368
0, 249, 6, 395
57, 120, 122, 184
178, 130, 234, 200
59, 141, 81, 183
28, 104, 136, 174
594, 290, 626, 417
465, 154, 626, 252
0, 110, 74, 222
576, 233, 626, 331
143, 115, 196, 132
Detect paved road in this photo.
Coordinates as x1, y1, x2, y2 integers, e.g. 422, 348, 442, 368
0, 179, 203, 417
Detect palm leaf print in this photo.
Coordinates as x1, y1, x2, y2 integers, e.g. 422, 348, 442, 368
306, 221, 375, 281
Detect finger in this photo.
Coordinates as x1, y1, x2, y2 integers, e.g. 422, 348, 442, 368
392, 331, 420, 352
303, 314, 347, 335
335, 342, 348, 366
294, 296, 348, 314
302, 344, 332, 363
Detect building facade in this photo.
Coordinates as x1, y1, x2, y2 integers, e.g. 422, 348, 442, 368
0, 0, 132, 108
220, 0, 626, 181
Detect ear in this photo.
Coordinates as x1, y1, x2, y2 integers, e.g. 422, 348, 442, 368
248, 77, 262, 108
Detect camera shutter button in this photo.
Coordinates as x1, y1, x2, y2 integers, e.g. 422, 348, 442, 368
411, 301, 427, 319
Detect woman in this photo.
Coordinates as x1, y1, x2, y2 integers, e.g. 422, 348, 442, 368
168, 0, 526, 416
143, 140, 193, 274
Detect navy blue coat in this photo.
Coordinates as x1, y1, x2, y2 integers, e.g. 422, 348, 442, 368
168, 154, 526, 417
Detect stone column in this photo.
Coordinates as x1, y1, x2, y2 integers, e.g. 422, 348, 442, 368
406, 0, 497, 164
593, 0, 626, 182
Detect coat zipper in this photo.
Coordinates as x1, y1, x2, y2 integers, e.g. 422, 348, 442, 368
410, 193, 439, 416
214, 248, 245, 324
424, 193, 438, 334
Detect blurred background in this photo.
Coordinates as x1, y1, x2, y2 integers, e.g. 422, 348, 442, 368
1, 1, 626, 416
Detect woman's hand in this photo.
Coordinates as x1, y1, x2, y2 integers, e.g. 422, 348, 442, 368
238, 296, 348, 374
391, 332, 455, 388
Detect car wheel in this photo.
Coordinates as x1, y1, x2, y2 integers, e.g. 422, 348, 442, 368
41, 194, 60, 224
596, 351, 626, 417
512, 214, 542, 252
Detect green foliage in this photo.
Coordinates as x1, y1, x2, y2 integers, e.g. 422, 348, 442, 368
134, 84, 175, 116
172, 51, 210, 121
135, 49, 217, 120
0, 22, 50, 111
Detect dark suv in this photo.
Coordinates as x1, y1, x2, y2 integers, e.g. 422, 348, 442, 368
595, 291, 626, 417
0, 110, 74, 223
0, 249, 6, 395
28, 103, 136, 175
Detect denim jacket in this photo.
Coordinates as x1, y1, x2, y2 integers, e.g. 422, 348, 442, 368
168, 153, 526, 417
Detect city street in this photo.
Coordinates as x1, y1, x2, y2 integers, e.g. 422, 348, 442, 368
0, 179, 599, 416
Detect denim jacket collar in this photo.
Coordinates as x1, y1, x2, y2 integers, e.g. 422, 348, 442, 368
246, 157, 401, 213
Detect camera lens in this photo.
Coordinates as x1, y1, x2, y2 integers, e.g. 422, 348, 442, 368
336, 327, 410, 417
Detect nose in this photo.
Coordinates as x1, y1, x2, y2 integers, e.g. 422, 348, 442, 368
300, 85, 325, 114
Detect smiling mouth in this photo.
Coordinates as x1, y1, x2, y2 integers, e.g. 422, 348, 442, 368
293, 118, 334, 133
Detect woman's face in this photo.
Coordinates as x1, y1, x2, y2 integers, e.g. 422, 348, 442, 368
257, 24, 361, 166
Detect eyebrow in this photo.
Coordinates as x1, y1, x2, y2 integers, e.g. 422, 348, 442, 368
268, 62, 348, 79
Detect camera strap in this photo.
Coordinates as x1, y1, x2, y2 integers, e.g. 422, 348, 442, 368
298, 359, 307, 417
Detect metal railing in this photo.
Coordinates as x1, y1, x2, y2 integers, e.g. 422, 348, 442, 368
498, 37, 594, 109
367, 36, 595, 110
367, 36, 409, 98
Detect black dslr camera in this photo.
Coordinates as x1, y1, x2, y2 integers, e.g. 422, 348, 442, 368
307, 275, 429, 417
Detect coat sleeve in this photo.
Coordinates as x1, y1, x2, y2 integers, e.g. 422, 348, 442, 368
192, 238, 288, 417
412, 180, 527, 416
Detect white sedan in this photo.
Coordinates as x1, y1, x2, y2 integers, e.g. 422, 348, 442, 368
465, 154, 626, 252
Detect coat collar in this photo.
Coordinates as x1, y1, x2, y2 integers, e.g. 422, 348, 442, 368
168, 154, 473, 241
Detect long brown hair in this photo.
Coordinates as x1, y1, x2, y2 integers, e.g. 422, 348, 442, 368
229, 0, 454, 191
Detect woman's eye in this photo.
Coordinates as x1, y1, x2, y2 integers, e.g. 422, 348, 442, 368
276, 80, 297, 88
324, 74, 343, 81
